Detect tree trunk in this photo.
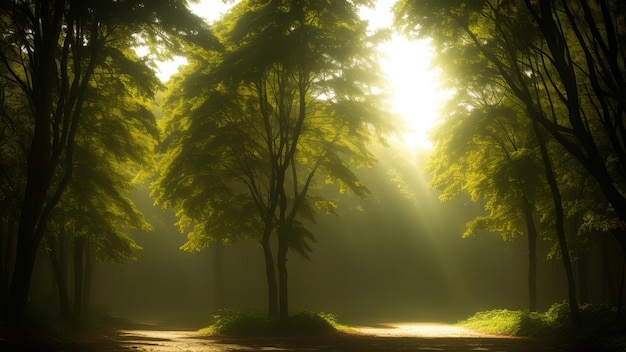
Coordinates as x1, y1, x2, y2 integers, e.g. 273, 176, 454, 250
83, 239, 92, 315
0, 220, 16, 304
48, 237, 72, 320
534, 120, 580, 326
618, 254, 626, 319
601, 234, 617, 306
73, 236, 85, 320
523, 198, 538, 312
577, 248, 590, 304
5, 236, 39, 321
277, 228, 289, 322
261, 223, 278, 317
212, 241, 225, 310
3, 1, 64, 320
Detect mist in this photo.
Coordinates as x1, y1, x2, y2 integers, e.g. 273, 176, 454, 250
24, 144, 570, 328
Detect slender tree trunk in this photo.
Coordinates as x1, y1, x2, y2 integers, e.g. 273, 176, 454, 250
262, 223, 278, 317
577, 248, 590, 304
48, 237, 72, 320
0, 220, 16, 302
73, 236, 84, 320
523, 199, 538, 312
0, 222, 4, 293
277, 229, 289, 322
83, 239, 92, 315
617, 254, 626, 320
534, 121, 580, 326
601, 234, 617, 306
212, 241, 225, 310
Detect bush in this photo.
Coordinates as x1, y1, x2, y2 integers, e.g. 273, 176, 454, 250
460, 301, 626, 340
199, 310, 342, 337
460, 309, 525, 336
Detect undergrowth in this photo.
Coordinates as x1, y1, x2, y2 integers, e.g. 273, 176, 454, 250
199, 310, 347, 336
460, 301, 626, 340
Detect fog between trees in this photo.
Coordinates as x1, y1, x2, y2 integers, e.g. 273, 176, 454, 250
2, 0, 625, 327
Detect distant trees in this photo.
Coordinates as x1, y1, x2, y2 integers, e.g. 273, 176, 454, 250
0, 0, 207, 321
153, 0, 390, 320
396, 0, 626, 324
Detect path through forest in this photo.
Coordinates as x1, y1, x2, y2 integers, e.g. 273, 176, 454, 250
114, 323, 588, 351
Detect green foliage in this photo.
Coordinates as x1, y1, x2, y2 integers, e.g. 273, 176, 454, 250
153, 0, 391, 255
200, 310, 341, 336
461, 302, 626, 339
461, 309, 547, 336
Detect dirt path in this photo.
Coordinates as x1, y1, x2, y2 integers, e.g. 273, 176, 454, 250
114, 323, 589, 352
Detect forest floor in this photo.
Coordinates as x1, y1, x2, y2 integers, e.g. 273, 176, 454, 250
2, 321, 615, 351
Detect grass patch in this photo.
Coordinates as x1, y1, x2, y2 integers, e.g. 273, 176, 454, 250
460, 301, 626, 340
199, 310, 346, 337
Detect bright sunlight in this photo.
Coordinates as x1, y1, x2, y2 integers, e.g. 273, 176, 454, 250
162, 0, 450, 150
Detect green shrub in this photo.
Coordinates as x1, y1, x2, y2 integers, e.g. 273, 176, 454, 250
460, 309, 524, 335
460, 301, 625, 339
199, 310, 342, 336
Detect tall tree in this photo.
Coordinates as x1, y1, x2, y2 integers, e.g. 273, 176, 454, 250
154, 0, 391, 320
0, 0, 209, 321
43, 48, 159, 320
396, 0, 626, 324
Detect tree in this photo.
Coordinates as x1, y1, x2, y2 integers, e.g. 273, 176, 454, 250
154, 0, 391, 320
394, 0, 626, 324
0, 0, 209, 321
43, 49, 159, 320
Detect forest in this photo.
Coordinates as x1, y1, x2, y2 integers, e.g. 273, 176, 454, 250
1, 0, 626, 351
